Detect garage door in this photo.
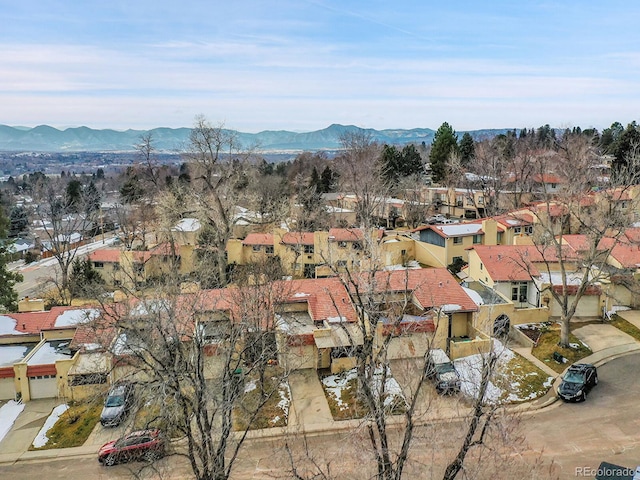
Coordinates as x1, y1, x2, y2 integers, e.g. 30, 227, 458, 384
29, 375, 58, 399
574, 295, 600, 317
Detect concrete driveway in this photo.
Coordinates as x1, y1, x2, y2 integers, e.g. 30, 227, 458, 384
572, 323, 637, 352
616, 309, 640, 330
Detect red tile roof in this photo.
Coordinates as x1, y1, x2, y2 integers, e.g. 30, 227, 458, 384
469, 245, 541, 282
89, 248, 121, 263
1, 306, 92, 336
368, 268, 478, 312
328, 228, 365, 242
281, 232, 315, 245
242, 233, 274, 246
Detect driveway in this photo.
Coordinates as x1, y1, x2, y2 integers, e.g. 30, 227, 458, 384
616, 309, 640, 330
572, 324, 637, 352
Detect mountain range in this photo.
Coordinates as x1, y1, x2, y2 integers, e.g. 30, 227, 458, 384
0, 124, 512, 153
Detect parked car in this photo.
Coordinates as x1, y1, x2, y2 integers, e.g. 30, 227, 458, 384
98, 429, 166, 466
557, 363, 598, 402
100, 383, 135, 427
426, 349, 461, 394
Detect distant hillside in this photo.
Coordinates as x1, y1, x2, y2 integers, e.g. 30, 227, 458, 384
0, 124, 513, 153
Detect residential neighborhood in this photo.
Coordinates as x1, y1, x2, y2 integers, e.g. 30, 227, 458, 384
2, 120, 640, 480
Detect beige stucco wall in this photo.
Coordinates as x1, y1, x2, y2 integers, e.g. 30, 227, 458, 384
414, 241, 447, 268
0, 378, 15, 400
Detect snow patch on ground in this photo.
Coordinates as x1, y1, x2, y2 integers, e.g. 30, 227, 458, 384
0, 400, 25, 443
322, 369, 357, 410
454, 339, 553, 404
244, 380, 257, 393
32, 404, 69, 448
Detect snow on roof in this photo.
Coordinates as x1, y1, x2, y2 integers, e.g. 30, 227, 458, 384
462, 287, 484, 305
0, 316, 27, 335
173, 218, 201, 232
0, 345, 31, 367
441, 304, 463, 312
537, 271, 588, 286
436, 224, 483, 236
54, 309, 100, 328
27, 342, 72, 365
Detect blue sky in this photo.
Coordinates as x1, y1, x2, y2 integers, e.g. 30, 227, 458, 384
1, 1, 638, 132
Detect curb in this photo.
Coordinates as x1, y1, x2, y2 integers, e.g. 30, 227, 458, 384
2, 345, 640, 465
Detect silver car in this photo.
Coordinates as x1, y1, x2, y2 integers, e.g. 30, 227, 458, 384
100, 383, 134, 427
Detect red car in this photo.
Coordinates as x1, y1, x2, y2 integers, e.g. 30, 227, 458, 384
98, 429, 166, 466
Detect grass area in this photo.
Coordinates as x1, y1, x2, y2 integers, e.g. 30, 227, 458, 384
133, 398, 187, 439
233, 366, 291, 431
321, 370, 368, 421
609, 315, 640, 342
531, 324, 592, 373
497, 352, 554, 403
30, 400, 101, 450
320, 368, 407, 421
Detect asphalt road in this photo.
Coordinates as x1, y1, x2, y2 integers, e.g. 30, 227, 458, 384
1, 353, 639, 479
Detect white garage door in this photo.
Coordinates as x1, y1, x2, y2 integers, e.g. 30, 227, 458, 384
574, 295, 600, 317
29, 375, 58, 399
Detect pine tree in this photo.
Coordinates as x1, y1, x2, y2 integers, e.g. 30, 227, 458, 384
0, 206, 23, 312
429, 122, 459, 183
458, 132, 475, 166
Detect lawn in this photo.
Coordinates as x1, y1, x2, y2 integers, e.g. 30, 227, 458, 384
531, 324, 592, 373
497, 352, 554, 403
29, 400, 101, 450
609, 315, 640, 342
233, 366, 291, 430
320, 368, 407, 421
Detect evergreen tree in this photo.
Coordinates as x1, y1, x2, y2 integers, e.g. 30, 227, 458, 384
320, 165, 337, 193
9, 206, 29, 238
0, 206, 23, 312
380, 144, 402, 184
309, 166, 321, 191
65, 179, 83, 212
83, 181, 101, 215
429, 122, 459, 183
458, 132, 475, 166
68, 257, 104, 300
400, 144, 424, 177
612, 122, 640, 173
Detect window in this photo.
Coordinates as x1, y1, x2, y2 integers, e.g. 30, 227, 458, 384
134, 263, 144, 275
514, 226, 522, 235
336, 260, 347, 268
466, 196, 474, 206
452, 256, 462, 263
478, 196, 484, 205
401, 249, 407, 256
511, 282, 528, 303
524, 225, 533, 235
304, 244, 314, 254
265, 245, 274, 255
338, 241, 347, 248
352, 242, 363, 251
480, 263, 483, 270
252, 245, 261, 252
453, 237, 462, 244
472, 234, 482, 244
94, 262, 104, 269
456, 195, 464, 207
113, 263, 120, 271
